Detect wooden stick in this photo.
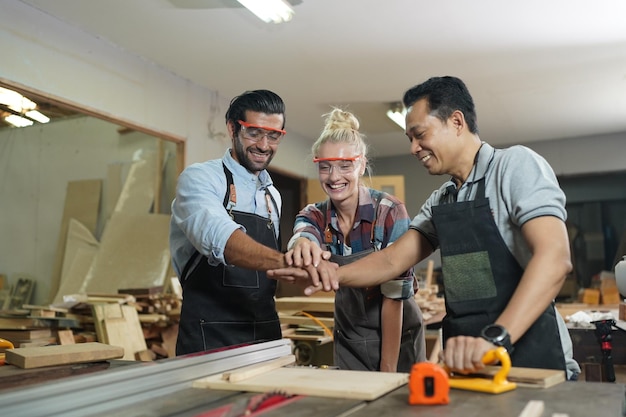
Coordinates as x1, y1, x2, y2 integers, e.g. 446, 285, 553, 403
518, 400, 545, 417
425, 260, 435, 286
222, 355, 296, 383
428, 330, 442, 363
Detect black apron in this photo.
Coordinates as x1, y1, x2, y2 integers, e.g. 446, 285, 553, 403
322, 199, 425, 372
175, 164, 282, 355
432, 176, 566, 372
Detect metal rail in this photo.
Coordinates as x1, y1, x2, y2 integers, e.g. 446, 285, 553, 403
0, 339, 293, 417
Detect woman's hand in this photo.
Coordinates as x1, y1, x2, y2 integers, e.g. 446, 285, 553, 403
287, 237, 331, 268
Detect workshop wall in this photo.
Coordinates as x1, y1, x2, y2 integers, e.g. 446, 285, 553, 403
0, 116, 167, 305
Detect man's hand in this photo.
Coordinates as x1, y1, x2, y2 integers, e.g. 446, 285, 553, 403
442, 336, 496, 374
267, 259, 339, 294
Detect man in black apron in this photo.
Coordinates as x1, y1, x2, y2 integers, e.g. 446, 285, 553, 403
170, 90, 293, 355
268, 77, 580, 379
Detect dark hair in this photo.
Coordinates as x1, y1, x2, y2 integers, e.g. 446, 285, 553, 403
225, 89, 286, 136
402, 76, 478, 134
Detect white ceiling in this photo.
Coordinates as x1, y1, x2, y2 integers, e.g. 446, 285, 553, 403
18, 0, 626, 157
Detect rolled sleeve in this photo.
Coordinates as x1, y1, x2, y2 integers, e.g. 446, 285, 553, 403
169, 162, 241, 273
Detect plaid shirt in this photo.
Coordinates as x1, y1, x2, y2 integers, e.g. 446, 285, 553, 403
288, 186, 416, 299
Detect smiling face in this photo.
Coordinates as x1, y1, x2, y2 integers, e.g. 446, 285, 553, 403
405, 98, 464, 178
228, 110, 284, 174
315, 141, 365, 206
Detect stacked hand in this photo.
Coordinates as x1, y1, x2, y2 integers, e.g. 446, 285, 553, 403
267, 238, 340, 295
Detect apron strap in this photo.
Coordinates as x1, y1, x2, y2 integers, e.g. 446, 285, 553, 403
180, 163, 236, 282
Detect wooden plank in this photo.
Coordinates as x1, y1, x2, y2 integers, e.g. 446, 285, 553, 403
49, 179, 102, 303
5, 342, 124, 369
83, 213, 171, 294
113, 154, 157, 214
53, 218, 99, 303
471, 366, 565, 389
193, 367, 408, 401
275, 297, 334, 313
0, 317, 41, 330
0, 329, 52, 341
222, 355, 296, 383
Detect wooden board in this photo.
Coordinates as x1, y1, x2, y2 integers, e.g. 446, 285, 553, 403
53, 218, 99, 303
83, 213, 171, 293
275, 297, 334, 313
92, 303, 147, 360
470, 366, 565, 389
49, 179, 102, 303
5, 342, 124, 369
113, 155, 157, 214
193, 367, 408, 401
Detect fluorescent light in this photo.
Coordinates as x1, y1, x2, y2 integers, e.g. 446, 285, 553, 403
0, 87, 36, 113
5, 114, 34, 128
236, 0, 294, 24
386, 107, 406, 130
25, 110, 50, 123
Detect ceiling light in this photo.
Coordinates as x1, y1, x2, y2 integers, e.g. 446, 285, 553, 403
0, 87, 36, 113
5, 114, 34, 128
0, 86, 50, 127
236, 0, 294, 24
25, 110, 50, 123
386, 103, 406, 130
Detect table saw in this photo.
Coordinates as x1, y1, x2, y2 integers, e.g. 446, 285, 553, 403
0, 339, 623, 417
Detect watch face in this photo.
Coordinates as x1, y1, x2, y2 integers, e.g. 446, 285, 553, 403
483, 325, 505, 339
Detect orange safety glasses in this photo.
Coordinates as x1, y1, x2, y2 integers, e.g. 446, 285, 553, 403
237, 120, 286, 143
313, 154, 362, 175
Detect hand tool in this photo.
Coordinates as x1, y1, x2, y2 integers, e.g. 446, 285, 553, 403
445, 347, 517, 394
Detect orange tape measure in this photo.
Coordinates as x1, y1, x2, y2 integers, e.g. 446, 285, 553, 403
408, 362, 450, 405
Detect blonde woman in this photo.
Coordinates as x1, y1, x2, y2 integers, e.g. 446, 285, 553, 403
287, 109, 425, 372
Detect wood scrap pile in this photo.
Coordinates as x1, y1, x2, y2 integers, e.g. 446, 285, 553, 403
413, 260, 446, 323
414, 284, 446, 324
0, 287, 181, 362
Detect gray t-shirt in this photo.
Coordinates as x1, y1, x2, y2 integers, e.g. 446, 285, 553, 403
410, 142, 580, 379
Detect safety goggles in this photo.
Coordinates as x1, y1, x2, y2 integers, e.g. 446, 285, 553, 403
313, 154, 362, 175
238, 120, 286, 143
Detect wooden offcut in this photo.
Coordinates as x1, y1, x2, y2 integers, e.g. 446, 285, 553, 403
5, 342, 123, 369
92, 303, 147, 360
472, 365, 565, 388
193, 367, 408, 401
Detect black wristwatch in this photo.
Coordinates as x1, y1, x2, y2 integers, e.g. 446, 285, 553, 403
480, 324, 514, 353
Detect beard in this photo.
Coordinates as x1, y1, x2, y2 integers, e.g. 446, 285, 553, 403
233, 135, 274, 173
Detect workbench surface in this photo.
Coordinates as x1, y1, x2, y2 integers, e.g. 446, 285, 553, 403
93, 380, 625, 417
1, 338, 624, 417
